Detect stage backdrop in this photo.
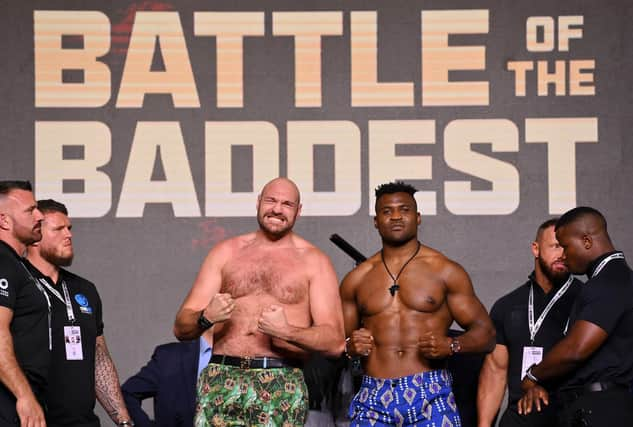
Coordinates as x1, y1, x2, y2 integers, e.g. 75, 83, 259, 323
2, 0, 632, 421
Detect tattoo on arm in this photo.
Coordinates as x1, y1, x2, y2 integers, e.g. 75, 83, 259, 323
95, 336, 130, 423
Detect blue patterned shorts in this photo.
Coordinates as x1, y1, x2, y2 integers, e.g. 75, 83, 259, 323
348, 369, 461, 427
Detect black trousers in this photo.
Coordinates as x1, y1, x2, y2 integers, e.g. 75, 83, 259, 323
557, 388, 633, 427
0, 385, 19, 426
0, 382, 46, 426
500, 403, 558, 427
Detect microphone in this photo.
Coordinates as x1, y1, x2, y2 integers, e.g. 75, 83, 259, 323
329, 234, 367, 266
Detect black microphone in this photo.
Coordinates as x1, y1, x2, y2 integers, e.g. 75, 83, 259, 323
329, 234, 367, 265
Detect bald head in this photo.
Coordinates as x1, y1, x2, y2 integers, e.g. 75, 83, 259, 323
259, 178, 301, 205
555, 206, 615, 274
256, 177, 302, 240
555, 207, 610, 243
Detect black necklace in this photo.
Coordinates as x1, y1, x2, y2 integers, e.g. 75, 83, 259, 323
381, 241, 421, 296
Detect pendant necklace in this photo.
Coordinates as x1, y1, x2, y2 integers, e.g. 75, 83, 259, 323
381, 241, 421, 296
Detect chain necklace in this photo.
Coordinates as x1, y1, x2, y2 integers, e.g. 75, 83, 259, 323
381, 241, 421, 296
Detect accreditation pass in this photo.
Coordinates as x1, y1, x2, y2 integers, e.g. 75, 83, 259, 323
521, 346, 543, 380
64, 326, 84, 360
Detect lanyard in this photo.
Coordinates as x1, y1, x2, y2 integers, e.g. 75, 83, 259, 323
591, 252, 624, 278
528, 275, 573, 343
38, 277, 76, 324
563, 252, 624, 335
19, 262, 52, 351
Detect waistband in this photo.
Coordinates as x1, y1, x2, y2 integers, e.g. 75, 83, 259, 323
209, 354, 302, 369
360, 369, 453, 389
557, 381, 629, 404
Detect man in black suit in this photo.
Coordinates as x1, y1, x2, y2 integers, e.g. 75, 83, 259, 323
121, 329, 213, 427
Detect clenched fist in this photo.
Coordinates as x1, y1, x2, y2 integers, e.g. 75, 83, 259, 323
347, 328, 374, 357
258, 305, 289, 338
418, 331, 451, 359
203, 293, 235, 324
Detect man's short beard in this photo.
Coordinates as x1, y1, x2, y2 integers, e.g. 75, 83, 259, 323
41, 248, 73, 267
538, 256, 569, 286
257, 215, 292, 240
16, 226, 41, 246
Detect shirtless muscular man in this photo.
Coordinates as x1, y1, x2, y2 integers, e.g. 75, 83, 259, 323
340, 181, 495, 427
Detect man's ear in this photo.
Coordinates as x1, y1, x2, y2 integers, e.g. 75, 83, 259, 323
373, 216, 378, 229
583, 234, 593, 250
531, 241, 539, 259
417, 212, 421, 226
0, 213, 10, 231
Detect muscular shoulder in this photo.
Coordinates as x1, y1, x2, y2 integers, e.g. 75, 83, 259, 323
418, 245, 466, 278
275, 233, 331, 265
284, 233, 322, 254
340, 252, 381, 292
204, 233, 255, 263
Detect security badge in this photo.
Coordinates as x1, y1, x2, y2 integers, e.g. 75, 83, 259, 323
64, 326, 83, 360
521, 346, 543, 380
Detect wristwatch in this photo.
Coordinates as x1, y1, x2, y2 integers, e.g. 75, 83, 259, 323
118, 421, 135, 426
344, 337, 352, 359
449, 338, 462, 355
197, 311, 214, 330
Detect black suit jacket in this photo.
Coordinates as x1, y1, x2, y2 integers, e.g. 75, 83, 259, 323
122, 340, 200, 427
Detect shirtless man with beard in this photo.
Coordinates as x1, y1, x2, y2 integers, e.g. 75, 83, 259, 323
174, 177, 344, 427
340, 181, 495, 427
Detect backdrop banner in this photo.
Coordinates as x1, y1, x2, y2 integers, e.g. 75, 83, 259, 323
2, 0, 632, 420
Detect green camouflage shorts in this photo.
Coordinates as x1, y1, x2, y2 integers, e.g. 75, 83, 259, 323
195, 362, 308, 427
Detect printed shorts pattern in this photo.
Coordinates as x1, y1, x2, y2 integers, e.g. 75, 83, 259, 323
349, 369, 461, 427
195, 363, 308, 427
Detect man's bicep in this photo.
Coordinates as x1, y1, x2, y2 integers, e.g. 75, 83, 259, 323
0, 306, 14, 331
340, 274, 361, 336
445, 266, 489, 328
561, 319, 608, 360
450, 292, 491, 332
309, 253, 343, 330
180, 247, 227, 311
487, 344, 509, 371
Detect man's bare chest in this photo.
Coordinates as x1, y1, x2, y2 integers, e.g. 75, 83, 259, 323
221, 252, 309, 304
358, 267, 447, 316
